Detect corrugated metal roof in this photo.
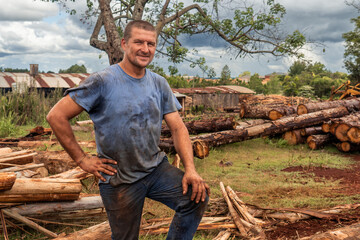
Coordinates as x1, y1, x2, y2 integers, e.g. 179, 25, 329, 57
173, 85, 255, 94
0, 72, 90, 88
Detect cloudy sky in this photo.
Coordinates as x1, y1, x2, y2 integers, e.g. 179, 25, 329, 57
0, 0, 358, 77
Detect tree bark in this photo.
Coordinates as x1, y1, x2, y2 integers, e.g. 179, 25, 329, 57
0, 178, 81, 203
300, 126, 323, 137
307, 134, 332, 150
0, 172, 16, 191
97, 0, 123, 64
268, 106, 297, 120
297, 98, 360, 115
9, 196, 104, 217
161, 117, 236, 137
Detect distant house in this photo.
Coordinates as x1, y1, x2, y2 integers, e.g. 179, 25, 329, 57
0, 70, 89, 95
173, 85, 255, 110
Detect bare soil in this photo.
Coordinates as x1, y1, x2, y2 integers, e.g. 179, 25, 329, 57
264, 154, 360, 239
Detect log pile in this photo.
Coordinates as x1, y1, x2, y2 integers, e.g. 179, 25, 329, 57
18, 183, 355, 239
238, 94, 313, 120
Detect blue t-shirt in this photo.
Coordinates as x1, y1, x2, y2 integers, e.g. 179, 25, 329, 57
65, 64, 181, 186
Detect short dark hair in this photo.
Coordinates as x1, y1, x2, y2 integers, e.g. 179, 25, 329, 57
123, 20, 156, 42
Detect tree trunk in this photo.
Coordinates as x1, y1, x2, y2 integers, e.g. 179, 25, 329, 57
236, 119, 271, 130
334, 141, 360, 152
307, 134, 332, 150
283, 130, 305, 145
240, 104, 280, 119
268, 106, 296, 120
0, 178, 81, 203
333, 112, 360, 141
0, 172, 16, 191
300, 126, 323, 137
347, 126, 360, 144
96, 0, 123, 64
161, 117, 236, 137
297, 98, 360, 115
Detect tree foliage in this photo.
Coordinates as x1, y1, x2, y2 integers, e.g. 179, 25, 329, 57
282, 61, 348, 98
42, 0, 306, 73
219, 65, 231, 84
343, 15, 360, 82
59, 64, 87, 73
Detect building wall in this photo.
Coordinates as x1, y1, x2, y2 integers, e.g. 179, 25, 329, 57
191, 93, 239, 110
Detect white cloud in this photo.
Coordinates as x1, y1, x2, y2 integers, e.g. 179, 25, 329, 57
0, 0, 58, 21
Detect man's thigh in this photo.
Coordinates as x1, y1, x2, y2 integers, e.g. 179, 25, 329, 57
99, 182, 146, 240
146, 159, 194, 210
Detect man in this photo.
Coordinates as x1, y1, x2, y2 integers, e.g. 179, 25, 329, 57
47, 20, 209, 240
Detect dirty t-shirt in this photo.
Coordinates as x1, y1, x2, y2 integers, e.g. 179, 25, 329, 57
65, 64, 181, 186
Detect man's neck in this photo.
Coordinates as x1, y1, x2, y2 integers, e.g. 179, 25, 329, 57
118, 61, 146, 79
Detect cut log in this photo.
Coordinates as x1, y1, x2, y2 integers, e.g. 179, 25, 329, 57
0, 178, 82, 202
0, 151, 36, 169
268, 106, 296, 120
300, 126, 323, 137
0, 172, 16, 191
0, 163, 45, 173
299, 221, 360, 240
347, 126, 360, 144
236, 119, 270, 130
162, 117, 237, 137
76, 120, 93, 126
283, 130, 305, 145
335, 141, 360, 152
46, 166, 91, 180
335, 123, 351, 142
307, 134, 332, 150
9, 196, 104, 217
297, 98, 360, 115
239, 94, 312, 106
240, 104, 281, 119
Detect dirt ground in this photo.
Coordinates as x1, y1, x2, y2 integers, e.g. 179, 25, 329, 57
264, 154, 360, 239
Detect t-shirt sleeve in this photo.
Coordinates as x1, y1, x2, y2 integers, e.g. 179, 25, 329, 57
64, 73, 103, 113
161, 79, 182, 115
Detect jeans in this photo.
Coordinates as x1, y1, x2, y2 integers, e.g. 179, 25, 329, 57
99, 157, 209, 240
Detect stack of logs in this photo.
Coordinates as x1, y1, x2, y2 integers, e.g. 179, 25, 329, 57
159, 97, 360, 158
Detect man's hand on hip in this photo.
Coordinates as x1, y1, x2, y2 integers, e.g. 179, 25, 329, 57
182, 170, 210, 203
78, 155, 117, 181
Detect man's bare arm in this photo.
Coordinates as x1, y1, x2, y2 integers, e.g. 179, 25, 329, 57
46, 95, 117, 181
164, 111, 210, 203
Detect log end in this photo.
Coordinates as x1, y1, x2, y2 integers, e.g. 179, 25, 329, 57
297, 104, 308, 115
268, 110, 283, 121
193, 140, 209, 159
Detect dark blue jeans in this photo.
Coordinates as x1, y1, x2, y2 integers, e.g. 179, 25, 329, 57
99, 157, 208, 240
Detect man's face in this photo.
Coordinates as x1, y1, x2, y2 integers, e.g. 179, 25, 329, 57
122, 27, 157, 69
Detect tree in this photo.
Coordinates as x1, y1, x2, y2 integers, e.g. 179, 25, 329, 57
44, 0, 306, 70
288, 60, 307, 76
219, 65, 231, 84
343, 16, 360, 82
59, 64, 87, 73
248, 73, 265, 94
207, 68, 216, 79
